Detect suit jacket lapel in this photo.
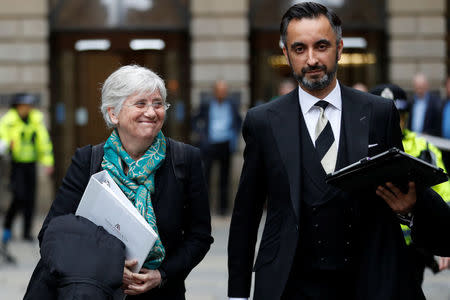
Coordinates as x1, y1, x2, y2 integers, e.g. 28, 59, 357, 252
268, 89, 301, 222
340, 86, 371, 164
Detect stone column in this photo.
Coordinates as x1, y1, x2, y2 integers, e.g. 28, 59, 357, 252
388, 0, 447, 91
0, 0, 51, 215
0, 0, 48, 109
190, 0, 250, 110
190, 0, 249, 214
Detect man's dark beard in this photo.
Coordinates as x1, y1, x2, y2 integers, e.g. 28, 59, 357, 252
289, 52, 339, 91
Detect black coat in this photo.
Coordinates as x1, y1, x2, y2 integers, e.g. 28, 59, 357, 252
228, 86, 446, 300
25, 214, 125, 300
26, 139, 213, 299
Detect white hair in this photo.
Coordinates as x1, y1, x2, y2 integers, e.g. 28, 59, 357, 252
100, 65, 167, 128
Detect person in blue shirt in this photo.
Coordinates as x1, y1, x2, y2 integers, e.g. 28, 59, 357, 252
192, 80, 242, 216
409, 73, 442, 136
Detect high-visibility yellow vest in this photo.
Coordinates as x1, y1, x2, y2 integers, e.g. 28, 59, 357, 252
401, 129, 450, 245
0, 108, 54, 166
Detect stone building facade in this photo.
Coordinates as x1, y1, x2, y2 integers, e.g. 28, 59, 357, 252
388, 0, 447, 91
0, 0, 448, 212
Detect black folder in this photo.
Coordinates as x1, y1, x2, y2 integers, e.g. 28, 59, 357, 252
325, 147, 449, 192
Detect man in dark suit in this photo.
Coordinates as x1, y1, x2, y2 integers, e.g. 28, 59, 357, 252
227, 2, 445, 300
409, 73, 442, 136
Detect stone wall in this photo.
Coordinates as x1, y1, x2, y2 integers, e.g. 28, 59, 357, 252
0, 0, 52, 213
190, 0, 249, 214
0, 0, 48, 101
388, 0, 447, 91
190, 0, 250, 110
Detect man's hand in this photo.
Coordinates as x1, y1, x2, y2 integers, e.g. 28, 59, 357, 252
439, 257, 450, 271
376, 182, 416, 214
124, 268, 162, 295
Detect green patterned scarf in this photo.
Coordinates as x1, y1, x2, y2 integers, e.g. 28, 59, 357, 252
102, 129, 166, 269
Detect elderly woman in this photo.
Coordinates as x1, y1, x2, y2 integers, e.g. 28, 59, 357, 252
25, 65, 213, 299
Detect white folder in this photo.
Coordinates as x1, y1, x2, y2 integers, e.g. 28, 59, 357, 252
76, 170, 158, 273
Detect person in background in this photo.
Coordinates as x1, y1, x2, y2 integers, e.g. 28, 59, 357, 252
25, 65, 213, 299
192, 80, 242, 216
0, 93, 54, 244
409, 73, 442, 136
278, 78, 298, 96
370, 83, 450, 283
266, 78, 298, 104
441, 76, 450, 139
440, 76, 450, 171
352, 82, 368, 92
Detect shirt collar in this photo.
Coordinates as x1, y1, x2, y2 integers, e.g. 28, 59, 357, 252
298, 80, 342, 113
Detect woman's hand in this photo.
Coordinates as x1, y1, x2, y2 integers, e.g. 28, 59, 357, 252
122, 259, 138, 290
123, 268, 162, 295
376, 182, 416, 214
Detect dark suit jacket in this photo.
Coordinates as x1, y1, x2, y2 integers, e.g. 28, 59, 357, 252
228, 85, 444, 300
34, 139, 213, 300
409, 92, 442, 136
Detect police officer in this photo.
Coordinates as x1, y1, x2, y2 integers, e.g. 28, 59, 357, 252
0, 93, 54, 243
370, 83, 450, 283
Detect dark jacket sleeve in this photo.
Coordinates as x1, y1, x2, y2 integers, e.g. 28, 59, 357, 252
228, 111, 267, 298
38, 145, 92, 245
412, 188, 450, 256
158, 145, 213, 281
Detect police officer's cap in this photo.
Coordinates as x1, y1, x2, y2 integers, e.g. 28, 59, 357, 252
12, 93, 36, 105
369, 84, 409, 112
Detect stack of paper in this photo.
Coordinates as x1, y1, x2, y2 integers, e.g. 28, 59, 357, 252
76, 170, 158, 273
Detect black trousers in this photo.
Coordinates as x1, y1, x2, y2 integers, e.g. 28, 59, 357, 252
202, 141, 230, 215
3, 162, 36, 238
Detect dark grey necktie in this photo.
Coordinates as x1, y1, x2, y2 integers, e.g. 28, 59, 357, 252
314, 100, 337, 174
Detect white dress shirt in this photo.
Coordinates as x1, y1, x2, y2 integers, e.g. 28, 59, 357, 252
228, 82, 343, 300
298, 81, 342, 150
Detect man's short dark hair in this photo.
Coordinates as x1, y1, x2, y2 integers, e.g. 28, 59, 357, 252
280, 2, 342, 48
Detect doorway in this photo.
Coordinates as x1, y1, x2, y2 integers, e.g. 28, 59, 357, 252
50, 32, 189, 185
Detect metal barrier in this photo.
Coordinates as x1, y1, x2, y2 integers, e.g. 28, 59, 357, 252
418, 134, 450, 152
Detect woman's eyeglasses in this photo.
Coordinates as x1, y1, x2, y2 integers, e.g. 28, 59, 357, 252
128, 100, 171, 111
